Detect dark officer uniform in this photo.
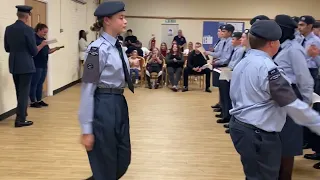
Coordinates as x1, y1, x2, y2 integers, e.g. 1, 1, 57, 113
4, 5, 38, 127
78, 1, 134, 180
229, 20, 320, 180
250, 15, 270, 25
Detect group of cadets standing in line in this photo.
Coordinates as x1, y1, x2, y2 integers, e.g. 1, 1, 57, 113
209, 14, 320, 179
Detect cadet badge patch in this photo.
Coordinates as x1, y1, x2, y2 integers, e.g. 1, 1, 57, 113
268, 68, 280, 81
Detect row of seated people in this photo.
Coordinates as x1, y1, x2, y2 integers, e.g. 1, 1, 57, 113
128, 43, 211, 92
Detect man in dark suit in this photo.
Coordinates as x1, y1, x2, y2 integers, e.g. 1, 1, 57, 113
4, 5, 40, 127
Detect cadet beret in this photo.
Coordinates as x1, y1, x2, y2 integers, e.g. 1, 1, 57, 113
275, 14, 297, 29
291, 16, 300, 23
313, 21, 320, 28
250, 15, 270, 25
221, 24, 235, 32
299, 15, 315, 25
16, 5, 32, 13
94, 1, 125, 17
250, 20, 282, 41
232, 32, 242, 38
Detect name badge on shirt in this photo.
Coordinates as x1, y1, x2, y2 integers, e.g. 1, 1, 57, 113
82, 47, 100, 83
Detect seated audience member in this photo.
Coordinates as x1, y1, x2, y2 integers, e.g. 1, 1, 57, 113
146, 48, 163, 89
166, 44, 185, 91
149, 34, 156, 50
173, 29, 187, 52
183, 42, 194, 55
117, 35, 128, 52
160, 42, 168, 57
126, 40, 144, 57
182, 42, 211, 92
129, 50, 141, 85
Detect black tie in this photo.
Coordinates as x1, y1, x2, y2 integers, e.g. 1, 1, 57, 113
228, 49, 235, 61
301, 38, 306, 47
115, 40, 134, 93
241, 51, 246, 59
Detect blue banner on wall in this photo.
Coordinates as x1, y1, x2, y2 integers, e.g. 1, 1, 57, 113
202, 21, 245, 50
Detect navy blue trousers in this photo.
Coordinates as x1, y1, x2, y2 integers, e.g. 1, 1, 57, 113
219, 80, 231, 120
29, 68, 47, 102
87, 92, 131, 180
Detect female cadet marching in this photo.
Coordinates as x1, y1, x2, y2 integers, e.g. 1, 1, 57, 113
78, 1, 134, 180
228, 20, 320, 180
273, 14, 314, 180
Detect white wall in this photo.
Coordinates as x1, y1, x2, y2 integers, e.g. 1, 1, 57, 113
121, 0, 320, 48
0, 0, 97, 115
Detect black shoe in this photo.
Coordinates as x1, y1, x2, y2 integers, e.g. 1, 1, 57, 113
148, 84, 152, 89
213, 108, 221, 112
171, 87, 178, 92
211, 104, 220, 109
304, 153, 320, 161
182, 87, 188, 92
225, 129, 230, 134
217, 118, 229, 124
215, 114, 222, 118
205, 88, 211, 93
38, 101, 48, 107
313, 162, 320, 169
15, 120, 33, 128
85, 176, 94, 180
155, 83, 159, 89
30, 102, 41, 108
223, 124, 229, 128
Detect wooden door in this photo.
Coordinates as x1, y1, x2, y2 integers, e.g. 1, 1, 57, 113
25, 0, 48, 96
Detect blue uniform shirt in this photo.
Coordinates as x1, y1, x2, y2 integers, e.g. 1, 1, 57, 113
228, 45, 245, 70
33, 34, 50, 68
78, 32, 130, 134
297, 32, 320, 68
230, 49, 320, 134
274, 39, 314, 104
208, 37, 234, 65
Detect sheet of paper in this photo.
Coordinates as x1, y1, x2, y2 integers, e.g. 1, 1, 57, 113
312, 92, 320, 103
45, 38, 58, 44
213, 68, 221, 74
219, 67, 232, 81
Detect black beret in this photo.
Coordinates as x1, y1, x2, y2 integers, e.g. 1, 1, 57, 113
94, 1, 125, 17
221, 24, 235, 32
219, 25, 224, 30
275, 14, 297, 29
250, 20, 282, 41
250, 15, 270, 25
16, 5, 32, 13
314, 22, 320, 28
232, 32, 242, 38
291, 16, 300, 23
299, 15, 315, 25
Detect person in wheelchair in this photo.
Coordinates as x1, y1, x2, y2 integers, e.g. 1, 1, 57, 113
146, 48, 163, 89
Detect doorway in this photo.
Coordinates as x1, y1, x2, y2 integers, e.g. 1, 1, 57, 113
25, 0, 48, 97
161, 24, 179, 48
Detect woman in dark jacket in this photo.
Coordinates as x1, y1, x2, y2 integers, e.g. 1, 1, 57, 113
166, 44, 185, 91
146, 48, 163, 89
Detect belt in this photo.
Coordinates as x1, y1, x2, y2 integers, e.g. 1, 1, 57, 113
95, 88, 124, 95
232, 117, 276, 134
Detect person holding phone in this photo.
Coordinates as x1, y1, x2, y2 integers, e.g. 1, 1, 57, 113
29, 23, 61, 108
145, 48, 163, 89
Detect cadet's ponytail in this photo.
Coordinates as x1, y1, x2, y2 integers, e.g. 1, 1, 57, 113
90, 18, 103, 32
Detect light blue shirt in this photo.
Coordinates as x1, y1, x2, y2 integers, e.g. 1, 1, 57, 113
294, 30, 303, 42
209, 37, 233, 65
78, 32, 130, 134
230, 49, 320, 134
274, 39, 314, 104
297, 32, 320, 68
228, 45, 245, 70
208, 38, 225, 58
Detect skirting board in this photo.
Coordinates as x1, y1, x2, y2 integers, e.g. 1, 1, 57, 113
0, 79, 81, 121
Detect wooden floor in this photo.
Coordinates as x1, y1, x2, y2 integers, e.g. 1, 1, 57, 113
0, 84, 319, 180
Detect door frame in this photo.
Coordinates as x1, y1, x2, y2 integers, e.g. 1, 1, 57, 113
25, 0, 53, 96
